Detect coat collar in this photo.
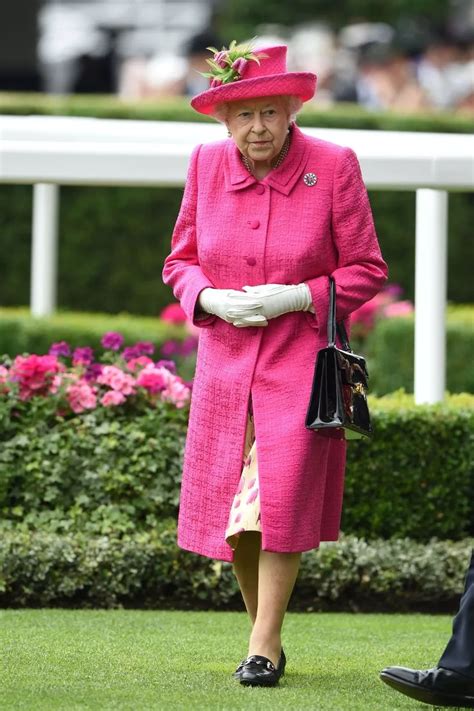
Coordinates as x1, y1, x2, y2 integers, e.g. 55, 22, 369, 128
224, 123, 310, 196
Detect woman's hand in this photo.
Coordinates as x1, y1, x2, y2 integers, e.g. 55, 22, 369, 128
241, 283, 315, 320
198, 287, 268, 327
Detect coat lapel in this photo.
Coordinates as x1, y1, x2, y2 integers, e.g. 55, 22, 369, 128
224, 123, 310, 196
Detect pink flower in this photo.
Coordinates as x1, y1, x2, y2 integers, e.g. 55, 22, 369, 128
185, 321, 200, 338
10, 354, 65, 400
126, 356, 154, 373
179, 335, 198, 357
0, 365, 10, 394
351, 295, 382, 329
96, 365, 136, 394
384, 284, 404, 299
66, 380, 97, 413
50, 371, 80, 394
101, 390, 126, 407
101, 331, 124, 351
213, 50, 229, 67
383, 300, 414, 318
49, 341, 71, 357
231, 57, 248, 76
210, 77, 223, 88
161, 378, 191, 408
50, 373, 65, 394
72, 347, 94, 366
136, 364, 170, 394
161, 340, 179, 356
160, 303, 187, 324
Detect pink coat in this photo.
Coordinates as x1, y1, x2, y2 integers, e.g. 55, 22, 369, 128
162, 123, 388, 562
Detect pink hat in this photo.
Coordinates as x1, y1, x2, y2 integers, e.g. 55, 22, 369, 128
190, 44, 317, 116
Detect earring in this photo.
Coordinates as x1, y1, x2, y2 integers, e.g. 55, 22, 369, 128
227, 130, 232, 137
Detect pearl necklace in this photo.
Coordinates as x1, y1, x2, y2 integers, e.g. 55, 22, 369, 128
241, 128, 291, 175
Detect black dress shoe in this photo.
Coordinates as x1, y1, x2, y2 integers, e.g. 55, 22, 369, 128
239, 648, 286, 687
232, 657, 247, 679
233, 647, 286, 680
380, 665, 474, 708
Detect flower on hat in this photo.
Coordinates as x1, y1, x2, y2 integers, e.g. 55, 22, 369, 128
200, 38, 268, 86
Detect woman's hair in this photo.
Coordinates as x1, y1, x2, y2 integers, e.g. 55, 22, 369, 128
212, 95, 304, 124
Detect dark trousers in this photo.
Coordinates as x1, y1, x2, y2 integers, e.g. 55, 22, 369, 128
438, 551, 474, 679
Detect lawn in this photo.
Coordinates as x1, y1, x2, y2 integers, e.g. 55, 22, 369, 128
2, 610, 453, 710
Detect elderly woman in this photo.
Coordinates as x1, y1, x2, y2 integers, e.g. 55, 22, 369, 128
162, 41, 388, 686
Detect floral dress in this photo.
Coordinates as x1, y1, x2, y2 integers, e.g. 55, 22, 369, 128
225, 394, 262, 549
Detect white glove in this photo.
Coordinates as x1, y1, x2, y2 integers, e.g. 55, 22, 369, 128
241, 283, 315, 321
198, 287, 268, 327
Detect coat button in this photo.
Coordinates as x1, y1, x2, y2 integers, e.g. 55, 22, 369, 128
246, 257, 256, 266
255, 184, 265, 195
248, 219, 260, 229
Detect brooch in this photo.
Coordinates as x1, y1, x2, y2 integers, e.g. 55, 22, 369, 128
303, 172, 318, 186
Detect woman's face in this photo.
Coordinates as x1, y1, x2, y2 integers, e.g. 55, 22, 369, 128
225, 96, 290, 167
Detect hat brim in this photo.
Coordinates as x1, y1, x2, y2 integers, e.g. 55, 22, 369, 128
190, 72, 317, 115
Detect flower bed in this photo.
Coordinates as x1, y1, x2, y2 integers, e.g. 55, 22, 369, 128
0, 331, 191, 424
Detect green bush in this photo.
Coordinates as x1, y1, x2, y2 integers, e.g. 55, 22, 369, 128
1, 92, 472, 133
0, 401, 188, 530
2, 305, 473, 395
0, 94, 472, 314
0, 307, 183, 357
365, 305, 474, 395
1, 389, 473, 541
0, 519, 471, 611
341, 392, 474, 540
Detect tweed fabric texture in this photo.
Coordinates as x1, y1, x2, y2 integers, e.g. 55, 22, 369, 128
162, 123, 388, 562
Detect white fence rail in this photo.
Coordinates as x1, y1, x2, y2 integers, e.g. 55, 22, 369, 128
1, 115, 473, 404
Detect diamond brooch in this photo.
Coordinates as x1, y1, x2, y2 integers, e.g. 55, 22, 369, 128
303, 172, 318, 186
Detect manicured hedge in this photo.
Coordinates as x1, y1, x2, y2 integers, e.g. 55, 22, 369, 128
2, 305, 473, 395
0, 520, 471, 611
341, 392, 474, 540
365, 305, 474, 395
0, 307, 182, 358
1, 93, 472, 315
1, 93, 472, 133
1, 391, 473, 541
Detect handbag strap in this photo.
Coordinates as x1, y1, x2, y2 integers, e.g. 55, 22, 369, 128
328, 276, 352, 352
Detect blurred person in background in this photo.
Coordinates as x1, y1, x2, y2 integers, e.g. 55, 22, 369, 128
290, 24, 337, 106
182, 30, 224, 97
416, 29, 465, 109
119, 29, 223, 99
416, 29, 474, 112
38, 3, 109, 94
355, 41, 430, 112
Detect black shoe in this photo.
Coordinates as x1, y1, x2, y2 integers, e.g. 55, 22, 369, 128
232, 657, 247, 679
380, 665, 474, 708
239, 648, 286, 687
233, 647, 286, 680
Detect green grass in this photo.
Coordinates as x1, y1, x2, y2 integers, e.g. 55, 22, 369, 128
2, 610, 452, 710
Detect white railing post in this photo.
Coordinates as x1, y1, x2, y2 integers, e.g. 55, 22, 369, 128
31, 183, 59, 317
414, 189, 448, 404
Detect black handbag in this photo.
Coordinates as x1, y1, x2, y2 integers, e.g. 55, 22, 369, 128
305, 276, 372, 440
